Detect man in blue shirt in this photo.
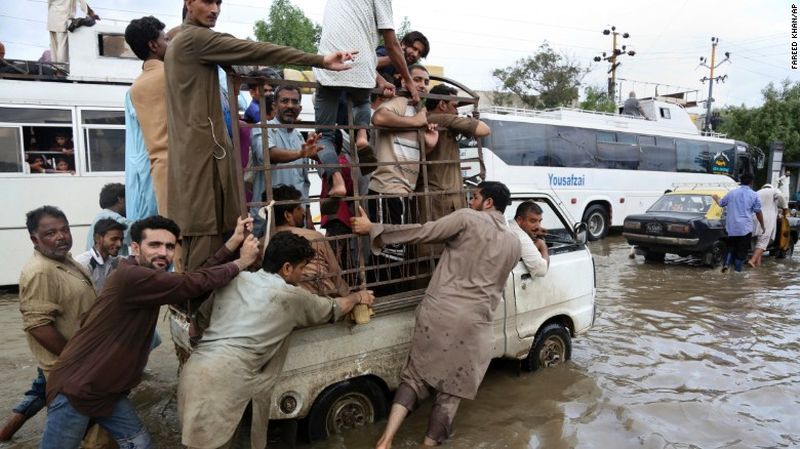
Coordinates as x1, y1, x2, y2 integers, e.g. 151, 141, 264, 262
87, 183, 133, 256
713, 173, 764, 272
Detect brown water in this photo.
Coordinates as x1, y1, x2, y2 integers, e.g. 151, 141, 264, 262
2, 236, 799, 448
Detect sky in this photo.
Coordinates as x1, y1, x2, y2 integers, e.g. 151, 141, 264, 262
2, 0, 798, 112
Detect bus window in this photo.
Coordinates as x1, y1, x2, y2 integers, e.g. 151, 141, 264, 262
656, 136, 674, 148
485, 119, 547, 166
709, 142, 735, 176
0, 108, 75, 174
597, 141, 639, 170
676, 139, 711, 173
596, 131, 615, 144
638, 135, 656, 146
81, 110, 125, 172
548, 127, 596, 168
616, 133, 637, 145
640, 145, 677, 172
0, 127, 23, 172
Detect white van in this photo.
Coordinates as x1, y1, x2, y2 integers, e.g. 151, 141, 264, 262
169, 190, 596, 441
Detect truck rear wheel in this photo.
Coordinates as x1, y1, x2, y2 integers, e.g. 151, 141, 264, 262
582, 205, 609, 241
305, 378, 387, 441
522, 323, 572, 372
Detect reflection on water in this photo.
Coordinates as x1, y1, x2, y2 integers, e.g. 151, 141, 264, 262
1, 236, 799, 448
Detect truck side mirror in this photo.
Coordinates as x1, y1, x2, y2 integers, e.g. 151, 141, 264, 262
574, 222, 589, 245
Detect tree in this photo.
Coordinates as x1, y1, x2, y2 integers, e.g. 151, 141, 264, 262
397, 16, 412, 39
580, 85, 616, 113
253, 0, 320, 60
492, 42, 588, 109
719, 79, 800, 163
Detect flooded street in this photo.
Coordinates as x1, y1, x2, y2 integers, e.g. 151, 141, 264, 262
2, 235, 799, 448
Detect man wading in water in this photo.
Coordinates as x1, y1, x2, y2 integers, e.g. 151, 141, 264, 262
352, 181, 520, 447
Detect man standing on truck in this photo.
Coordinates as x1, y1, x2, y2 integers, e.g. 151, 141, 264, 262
178, 231, 374, 449
421, 83, 491, 223
165, 0, 354, 273
352, 181, 520, 448
712, 173, 764, 272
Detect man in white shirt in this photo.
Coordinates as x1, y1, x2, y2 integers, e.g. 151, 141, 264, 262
47, 0, 100, 63
777, 168, 791, 202
508, 201, 549, 277
313, 0, 418, 202
74, 218, 125, 293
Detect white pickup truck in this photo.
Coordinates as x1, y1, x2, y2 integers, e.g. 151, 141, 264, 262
169, 191, 596, 441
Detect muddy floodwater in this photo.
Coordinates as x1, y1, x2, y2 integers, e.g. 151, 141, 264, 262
1, 235, 799, 448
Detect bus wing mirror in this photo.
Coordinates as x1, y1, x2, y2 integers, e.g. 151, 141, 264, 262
574, 222, 589, 245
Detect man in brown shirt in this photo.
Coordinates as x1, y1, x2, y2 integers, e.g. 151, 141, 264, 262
125, 16, 170, 214
421, 83, 491, 222
165, 0, 354, 273
0, 206, 101, 442
352, 181, 520, 448
40, 215, 259, 448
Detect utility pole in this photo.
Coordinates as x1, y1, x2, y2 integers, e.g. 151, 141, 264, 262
594, 26, 635, 101
699, 37, 730, 132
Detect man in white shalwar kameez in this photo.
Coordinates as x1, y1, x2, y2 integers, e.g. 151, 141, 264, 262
177, 231, 373, 449
748, 183, 788, 267
47, 0, 99, 63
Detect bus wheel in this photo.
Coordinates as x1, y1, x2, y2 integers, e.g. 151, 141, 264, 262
582, 205, 609, 241
305, 378, 387, 441
522, 323, 572, 372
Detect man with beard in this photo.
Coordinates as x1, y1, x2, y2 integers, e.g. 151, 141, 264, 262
352, 181, 520, 447
376, 30, 430, 87
165, 0, 353, 273
250, 85, 320, 230
39, 215, 259, 448
74, 218, 126, 292
0, 206, 112, 446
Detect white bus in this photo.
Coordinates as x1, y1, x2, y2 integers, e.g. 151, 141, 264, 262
0, 21, 138, 285
467, 100, 763, 240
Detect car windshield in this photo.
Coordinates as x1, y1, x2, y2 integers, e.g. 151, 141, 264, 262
649, 194, 713, 213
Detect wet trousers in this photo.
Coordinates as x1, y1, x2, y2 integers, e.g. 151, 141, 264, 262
393, 381, 462, 444
725, 233, 751, 272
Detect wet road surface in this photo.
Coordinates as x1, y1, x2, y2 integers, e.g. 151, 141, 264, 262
1, 235, 799, 448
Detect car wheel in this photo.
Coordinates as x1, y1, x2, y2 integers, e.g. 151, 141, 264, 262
522, 323, 572, 372
582, 205, 609, 241
643, 251, 665, 262
305, 378, 387, 441
704, 240, 726, 267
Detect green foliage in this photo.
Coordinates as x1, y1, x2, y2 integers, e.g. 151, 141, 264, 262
397, 16, 412, 40
719, 79, 800, 162
253, 0, 320, 65
492, 42, 588, 109
580, 85, 616, 113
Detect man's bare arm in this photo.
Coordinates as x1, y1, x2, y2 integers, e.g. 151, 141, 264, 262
474, 121, 491, 138
756, 211, 765, 231
380, 29, 419, 104
373, 107, 427, 129
335, 290, 375, 316
28, 324, 68, 356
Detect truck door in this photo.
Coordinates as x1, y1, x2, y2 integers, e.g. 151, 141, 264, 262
504, 198, 595, 340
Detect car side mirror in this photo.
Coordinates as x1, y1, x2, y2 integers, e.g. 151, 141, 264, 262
574, 222, 588, 245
